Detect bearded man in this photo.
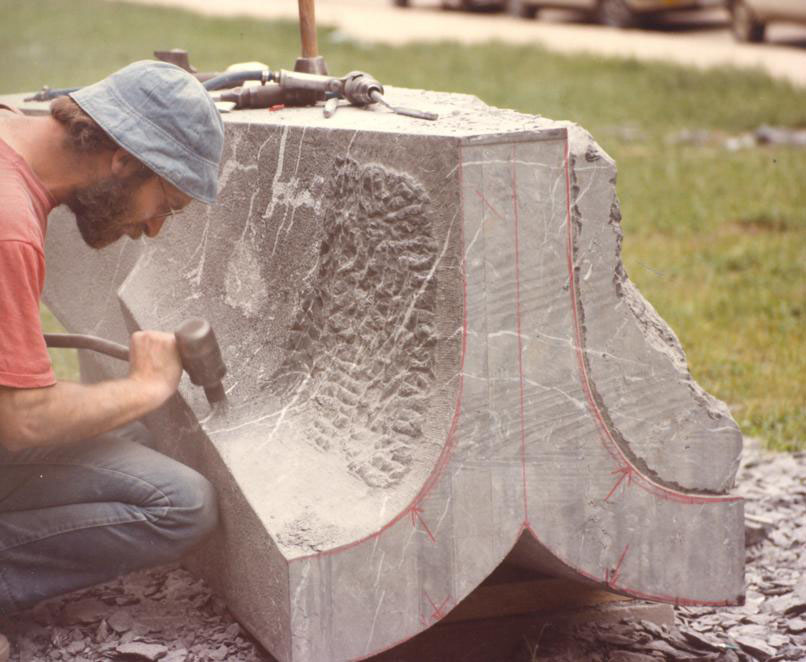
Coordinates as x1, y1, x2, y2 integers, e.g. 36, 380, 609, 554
0, 61, 225, 653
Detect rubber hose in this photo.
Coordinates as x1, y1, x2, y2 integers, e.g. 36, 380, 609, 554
44, 333, 129, 361
203, 70, 269, 91
24, 87, 80, 102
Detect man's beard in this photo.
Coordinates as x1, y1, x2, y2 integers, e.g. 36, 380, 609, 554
65, 174, 146, 249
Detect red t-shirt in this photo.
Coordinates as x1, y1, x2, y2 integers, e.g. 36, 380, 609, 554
0, 131, 57, 388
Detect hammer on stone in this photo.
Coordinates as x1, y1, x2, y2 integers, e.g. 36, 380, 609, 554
295, 0, 327, 76
44, 318, 228, 406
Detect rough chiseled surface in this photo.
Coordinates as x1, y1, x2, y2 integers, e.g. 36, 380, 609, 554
269, 156, 438, 489
2, 85, 745, 662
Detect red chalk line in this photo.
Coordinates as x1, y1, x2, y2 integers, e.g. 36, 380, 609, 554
292, 157, 469, 565
410, 505, 437, 543
511, 145, 531, 525
559, 138, 739, 507
322, 141, 744, 662
509, 139, 741, 606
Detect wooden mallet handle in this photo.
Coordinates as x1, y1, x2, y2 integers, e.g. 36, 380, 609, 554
298, 0, 319, 58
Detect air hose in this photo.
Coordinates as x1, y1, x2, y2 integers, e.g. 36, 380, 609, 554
203, 70, 271, 91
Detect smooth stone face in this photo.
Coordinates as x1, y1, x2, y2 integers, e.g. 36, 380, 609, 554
2, 85, 744, 662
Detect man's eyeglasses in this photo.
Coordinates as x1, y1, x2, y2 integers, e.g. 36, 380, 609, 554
153, 177, 182, 222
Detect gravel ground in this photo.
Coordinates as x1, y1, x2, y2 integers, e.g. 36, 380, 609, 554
1, 438, 803, 661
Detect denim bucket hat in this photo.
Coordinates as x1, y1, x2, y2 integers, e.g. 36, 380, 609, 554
70, 60, 224, 204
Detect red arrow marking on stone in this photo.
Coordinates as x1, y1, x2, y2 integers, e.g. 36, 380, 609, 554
424, 590, 451, 622
607, 544, 630, 588
475, 190, 508, 224
410, 504, 436, 543
432, 596, 450, 621
605, 465, 634, 502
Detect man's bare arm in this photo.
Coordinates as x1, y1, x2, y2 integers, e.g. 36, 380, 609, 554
0, 330, 182, 451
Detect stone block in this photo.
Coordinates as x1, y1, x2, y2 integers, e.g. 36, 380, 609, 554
3, 86, 744, 661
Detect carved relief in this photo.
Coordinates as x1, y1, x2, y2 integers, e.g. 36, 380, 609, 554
268, 157, 438, 488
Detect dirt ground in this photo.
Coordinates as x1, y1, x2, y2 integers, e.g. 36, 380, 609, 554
1, 438, 803, 661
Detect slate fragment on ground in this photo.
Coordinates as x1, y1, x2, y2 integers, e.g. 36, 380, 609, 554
0, 565, 271, 662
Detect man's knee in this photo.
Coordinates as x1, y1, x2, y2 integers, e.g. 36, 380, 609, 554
158, 462, 219, 549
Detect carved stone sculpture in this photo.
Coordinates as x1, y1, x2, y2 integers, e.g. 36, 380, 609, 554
5, 87, 744, 662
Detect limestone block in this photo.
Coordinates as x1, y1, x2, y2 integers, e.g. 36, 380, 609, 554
4, 87, 744, 661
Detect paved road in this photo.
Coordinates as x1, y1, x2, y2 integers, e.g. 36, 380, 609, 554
118, 0, 806, 86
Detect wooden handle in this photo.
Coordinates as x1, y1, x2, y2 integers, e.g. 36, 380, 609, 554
298, 0, 319, 58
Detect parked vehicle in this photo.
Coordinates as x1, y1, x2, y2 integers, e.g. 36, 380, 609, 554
728, 0, 806, 42
503, 0, 723, 27
393, 0, 722, 28
395, 0, 502, 8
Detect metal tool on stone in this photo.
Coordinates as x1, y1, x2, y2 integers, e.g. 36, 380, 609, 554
24, 0, 437, 119
295, 0, 328, 77
318, 70, 439, 121
44, 318, 227, 406
204, 0, 438, 121
215, 69, 438, 120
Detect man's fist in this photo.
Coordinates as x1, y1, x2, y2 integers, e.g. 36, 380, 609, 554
128, 330, 183, 408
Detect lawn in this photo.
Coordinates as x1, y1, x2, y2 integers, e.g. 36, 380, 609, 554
2, 0, 804, 449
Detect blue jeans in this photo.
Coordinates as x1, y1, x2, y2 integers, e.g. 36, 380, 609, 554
0, 423, 218, 615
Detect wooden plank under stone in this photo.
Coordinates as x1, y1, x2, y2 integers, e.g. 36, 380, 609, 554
369, 563, 674, 662
369, 598, 675, 662
443, 576, 630, 624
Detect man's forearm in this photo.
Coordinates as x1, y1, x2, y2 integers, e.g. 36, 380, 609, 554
0, 378, 167, 450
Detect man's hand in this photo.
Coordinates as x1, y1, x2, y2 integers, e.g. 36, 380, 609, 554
0, 329, 185, 451
128, 330, 183, 410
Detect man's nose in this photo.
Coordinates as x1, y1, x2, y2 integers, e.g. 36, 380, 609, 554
143, 216, 167, 238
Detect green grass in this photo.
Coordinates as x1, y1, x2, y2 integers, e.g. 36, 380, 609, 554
2, 0, 803, 449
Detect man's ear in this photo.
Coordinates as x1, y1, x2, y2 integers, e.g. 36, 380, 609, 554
109, 148, 142, 178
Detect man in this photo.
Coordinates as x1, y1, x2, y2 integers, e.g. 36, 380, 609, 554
0, 61, 225, 654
